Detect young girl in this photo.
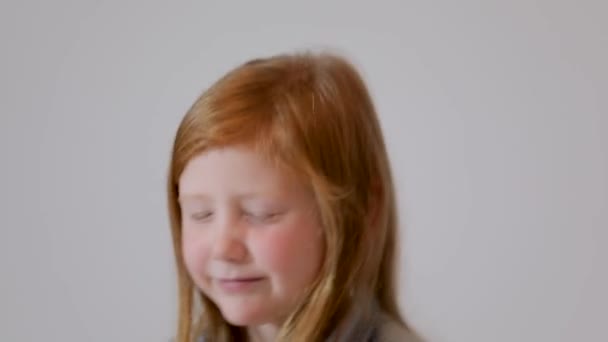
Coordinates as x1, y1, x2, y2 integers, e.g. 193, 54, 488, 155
167, 51, 420, 342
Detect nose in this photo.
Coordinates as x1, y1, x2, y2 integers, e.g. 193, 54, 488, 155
210, 215, 248, 263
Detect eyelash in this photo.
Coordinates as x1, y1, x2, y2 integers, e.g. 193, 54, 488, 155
244, 212, 281, 223
188, 211, 281, 224
190, 211, 213, 222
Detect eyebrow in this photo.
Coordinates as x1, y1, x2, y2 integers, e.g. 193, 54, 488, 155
177, 194, 211, 203
177, 192, 267, 202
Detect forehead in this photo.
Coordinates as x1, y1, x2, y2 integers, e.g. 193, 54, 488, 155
178, 145, 306, 199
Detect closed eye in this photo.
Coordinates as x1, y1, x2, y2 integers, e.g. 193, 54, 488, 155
190, 211, 213, 222
245, 212, 283, 224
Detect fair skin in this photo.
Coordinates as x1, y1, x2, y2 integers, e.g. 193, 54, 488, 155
178, 144, 325, 342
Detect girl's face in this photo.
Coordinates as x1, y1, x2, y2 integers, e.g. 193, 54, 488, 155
178, 145, 325, 327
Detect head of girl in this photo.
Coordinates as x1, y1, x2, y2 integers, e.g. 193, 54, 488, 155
167, 51, 405, 341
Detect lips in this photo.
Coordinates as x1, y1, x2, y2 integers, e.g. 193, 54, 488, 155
219, 277, 264, 282
216, 277, 265, 292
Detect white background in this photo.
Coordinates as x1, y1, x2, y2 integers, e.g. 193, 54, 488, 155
1, 1, 606, 341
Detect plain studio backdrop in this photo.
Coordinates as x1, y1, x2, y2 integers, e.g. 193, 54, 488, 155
1, 1, 606, 341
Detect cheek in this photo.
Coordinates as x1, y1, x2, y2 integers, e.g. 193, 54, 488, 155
181, 230, 210, 282
254, 220, 324, 281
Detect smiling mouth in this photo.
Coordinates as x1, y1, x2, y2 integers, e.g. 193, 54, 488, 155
218, 277, 264, 283
216, 277, 265, 292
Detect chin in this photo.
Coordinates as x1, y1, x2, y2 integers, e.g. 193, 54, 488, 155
220, 306, 270, 326
222, 311, 268, 327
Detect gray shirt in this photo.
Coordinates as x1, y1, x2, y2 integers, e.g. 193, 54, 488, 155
195, 312, 421, 342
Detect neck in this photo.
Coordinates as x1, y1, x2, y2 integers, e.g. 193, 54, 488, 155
247, 323, 280, 342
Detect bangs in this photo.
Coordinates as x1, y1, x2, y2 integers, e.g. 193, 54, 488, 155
174, 58, 318, 182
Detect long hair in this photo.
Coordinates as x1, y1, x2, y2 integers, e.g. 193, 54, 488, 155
167, 51, 406, 341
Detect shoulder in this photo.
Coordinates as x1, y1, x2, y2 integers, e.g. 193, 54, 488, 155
376, 313, 423, 342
